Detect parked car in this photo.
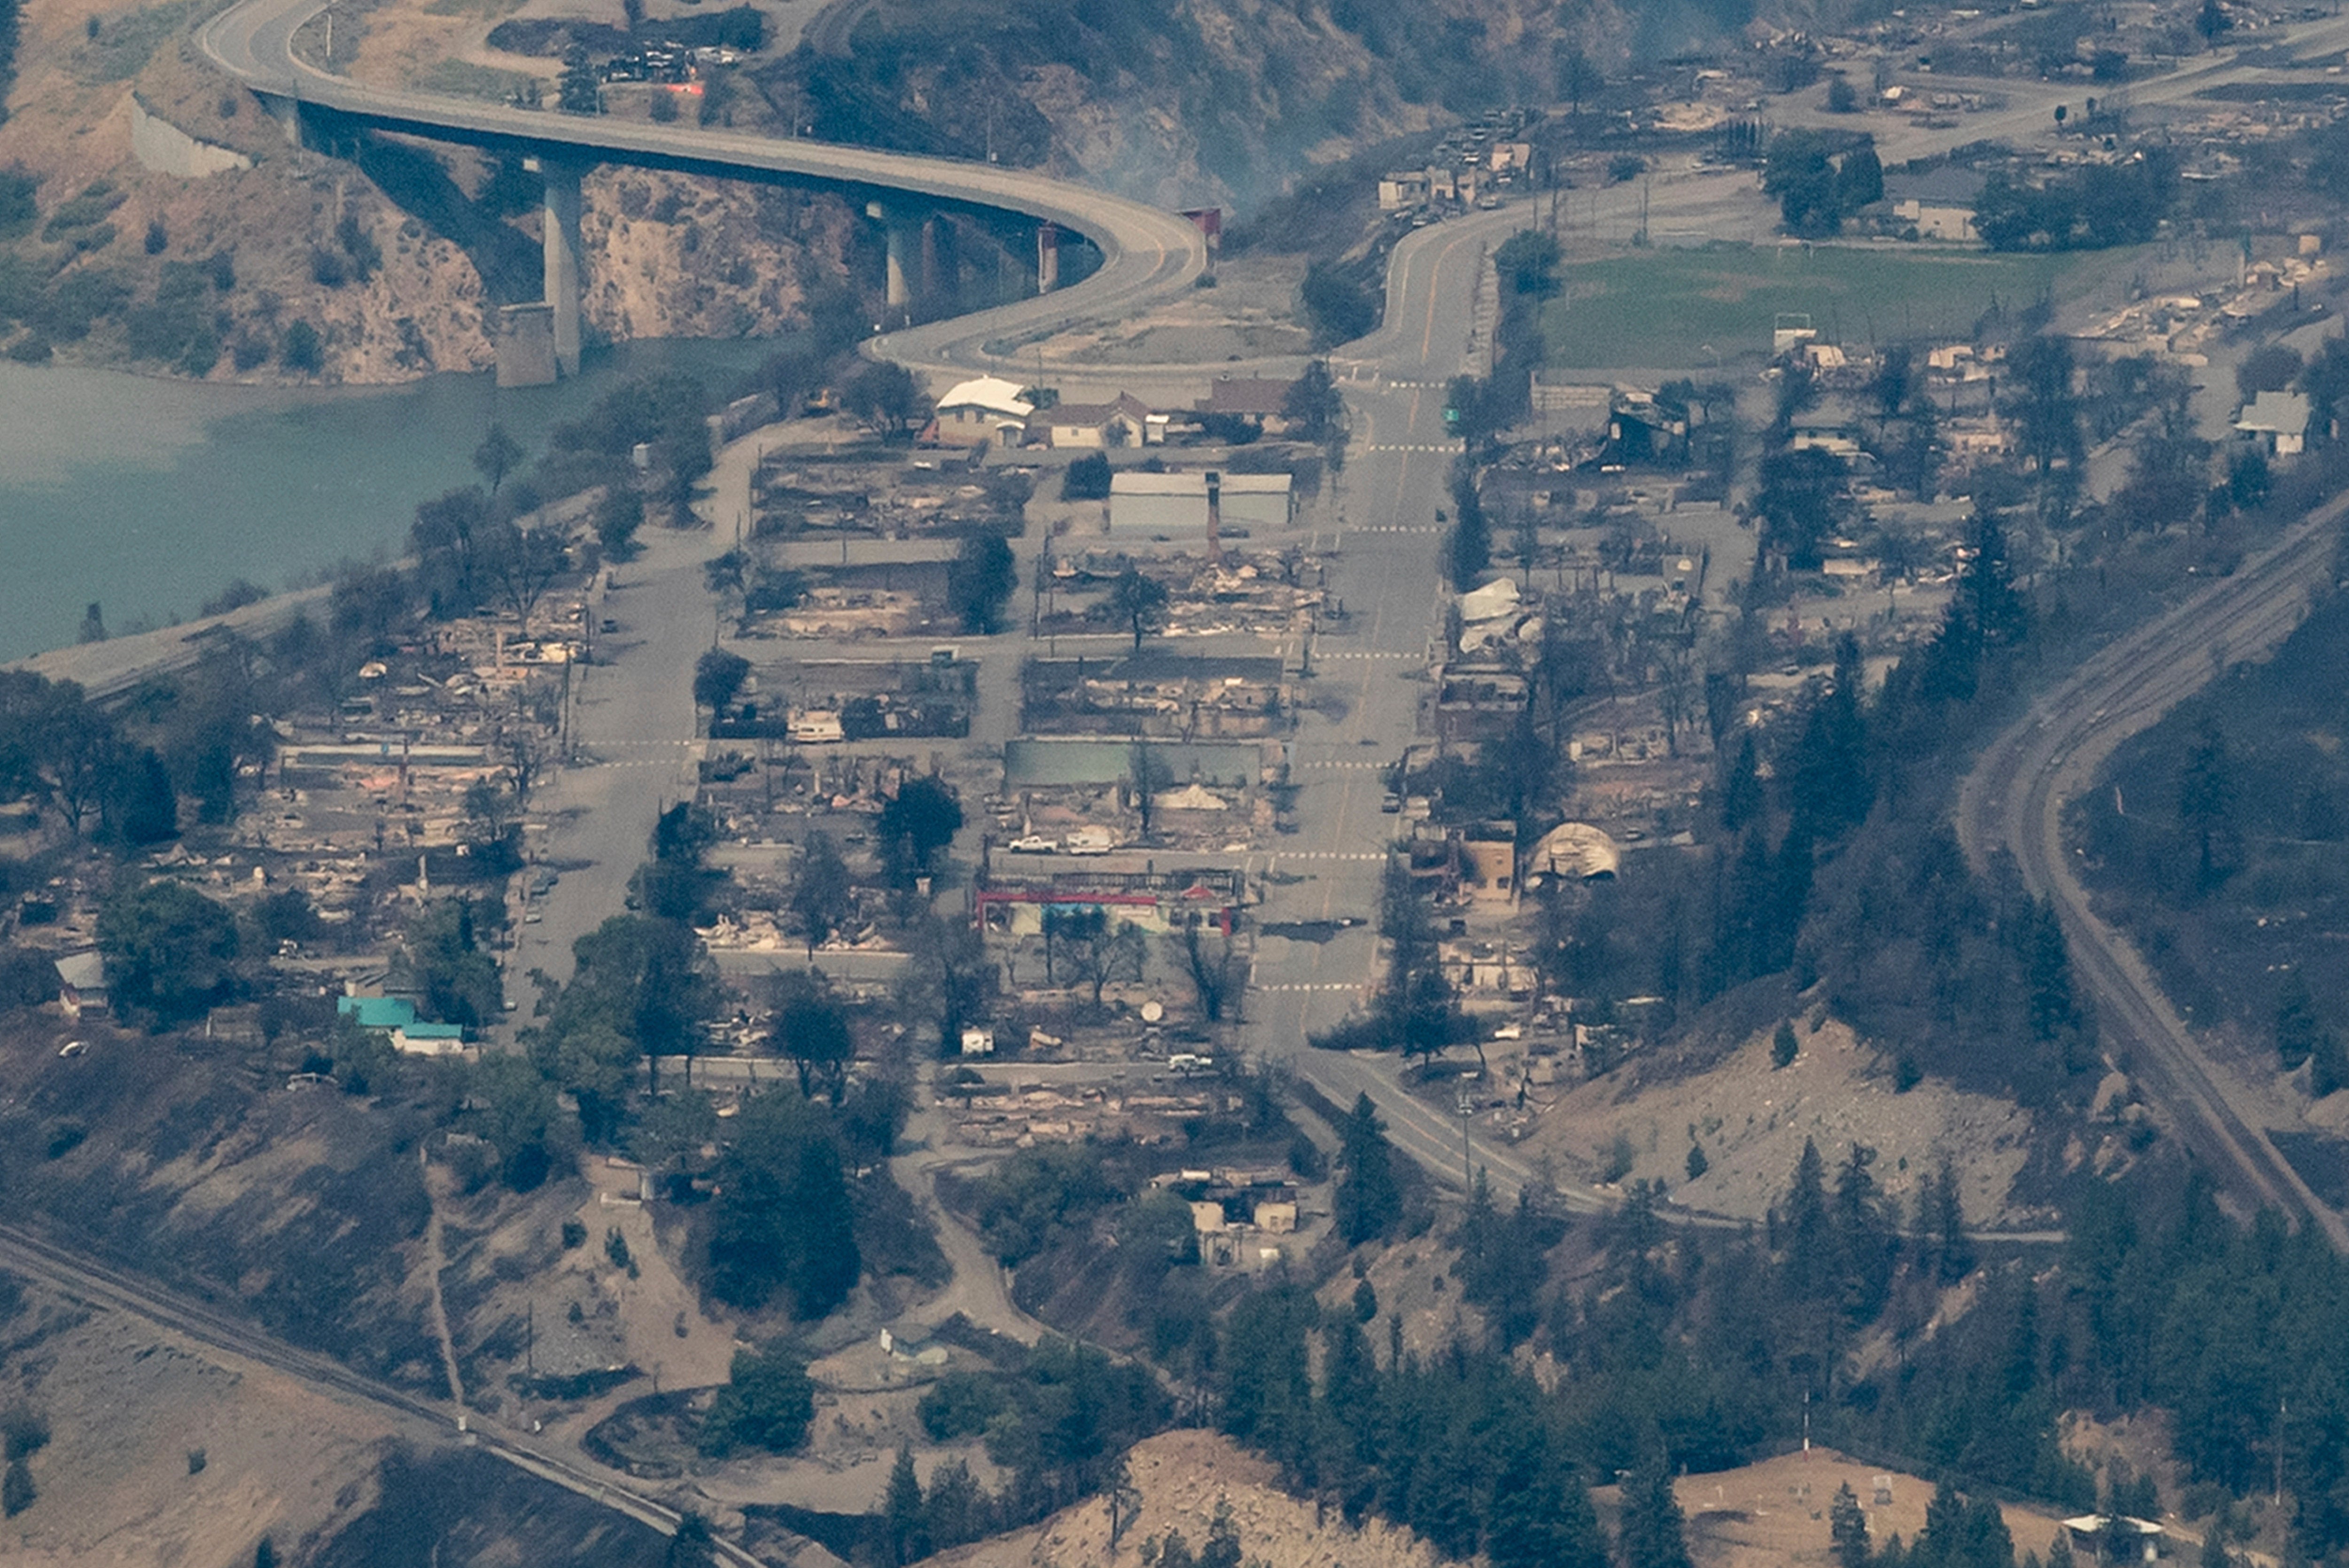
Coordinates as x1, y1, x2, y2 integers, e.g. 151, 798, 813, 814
1007, 835, 1058, 853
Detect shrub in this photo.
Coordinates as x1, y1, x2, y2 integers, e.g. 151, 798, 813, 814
280, 320, 323, 374
1062, 451, 1112, 501
700, 1346, 815, 1455
1601, 1131, 1636, 1184
1, 1458, 30, 1517
0, 1407, 48, 1461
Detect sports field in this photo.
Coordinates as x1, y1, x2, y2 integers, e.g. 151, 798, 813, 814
1540, 241, 2121, 369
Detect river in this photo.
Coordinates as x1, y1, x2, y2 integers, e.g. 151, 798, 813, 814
0, 338, 777, 662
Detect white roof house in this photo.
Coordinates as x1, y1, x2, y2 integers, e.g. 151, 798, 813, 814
934, 376, 1034, 446
2237, 390, 2311, 456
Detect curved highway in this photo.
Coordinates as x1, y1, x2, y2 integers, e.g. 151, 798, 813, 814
1958, 500, 2349, 1250
194, 0, 1207, 380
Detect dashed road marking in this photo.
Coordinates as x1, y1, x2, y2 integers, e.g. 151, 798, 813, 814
1363, 443, 1464, 453
1313, 651, 1420, 661
1295, 759, 1392, 770
1251, 982, 1366, 993
1345, 525, 1442, 535
1260, 850, 1387, 861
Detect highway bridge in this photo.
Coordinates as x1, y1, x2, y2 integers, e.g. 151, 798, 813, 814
196, 0, 1208, 380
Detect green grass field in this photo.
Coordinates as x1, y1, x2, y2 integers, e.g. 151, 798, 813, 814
408, 59, 543, 103
1540, 242, 2122, 371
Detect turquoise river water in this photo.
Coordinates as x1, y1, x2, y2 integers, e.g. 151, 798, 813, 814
0, 338, 776, 662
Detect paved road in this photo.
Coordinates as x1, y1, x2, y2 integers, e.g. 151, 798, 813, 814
1775, 20, 2349, 167
195, 0, 1207, 385
9, 583, 335, 694
505, 515, 715, 1000
1210, 212, 1547, 1196
1956, 499, 2349, 1249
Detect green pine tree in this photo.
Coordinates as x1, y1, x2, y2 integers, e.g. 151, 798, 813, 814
1619, 1450, 1694, 1568
1487, 1437, 1609, 1568
1334, 1092, 1401, 1245
1831, 1482, 1872, 1568
882, 1443, 927, 1566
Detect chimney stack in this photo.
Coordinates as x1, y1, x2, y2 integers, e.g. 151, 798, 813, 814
1205, 470, 1222, 566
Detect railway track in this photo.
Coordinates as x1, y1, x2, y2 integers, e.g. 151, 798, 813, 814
0, 1223, 766, 1565
1957, 499, 2349, 1248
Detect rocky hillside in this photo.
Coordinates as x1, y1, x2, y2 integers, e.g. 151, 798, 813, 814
750, 0, 1803, 210
0, 0, 866, 382
0, 0, 1843, 383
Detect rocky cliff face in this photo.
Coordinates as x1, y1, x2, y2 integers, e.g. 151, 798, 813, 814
581, 168, 859, 347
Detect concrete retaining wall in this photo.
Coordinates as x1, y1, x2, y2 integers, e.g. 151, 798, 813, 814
128, 93, 255, 179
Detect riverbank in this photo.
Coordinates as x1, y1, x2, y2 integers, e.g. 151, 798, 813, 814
0, 337, 778, 661
9, 583, 334, 694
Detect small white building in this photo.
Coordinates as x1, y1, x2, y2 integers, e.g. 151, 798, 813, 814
54, 952, 108, 1017
2237, 390, 2311, 456
1894, 199, 1980, 243
933, 376, 1034, 447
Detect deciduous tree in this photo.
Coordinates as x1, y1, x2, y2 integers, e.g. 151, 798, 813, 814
1108, 567, 1168, 652
693, 648, 751, 719
791, 831, 854, 956
703, 1093, 859, 1315
879, 775, 963, 877
473, 423, 524, 497
771, 973, 854, 1103
97, 879, 241, 1028
948, 531, 1017, 634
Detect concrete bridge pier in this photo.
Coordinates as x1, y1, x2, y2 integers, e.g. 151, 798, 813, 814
541, 159, 585, 378
865, 200, 912, 310
257, 91, 304, 148
1037, 220, 1059, 295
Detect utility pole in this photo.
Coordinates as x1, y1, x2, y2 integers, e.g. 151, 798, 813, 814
1456, 1089, 1473, 1192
